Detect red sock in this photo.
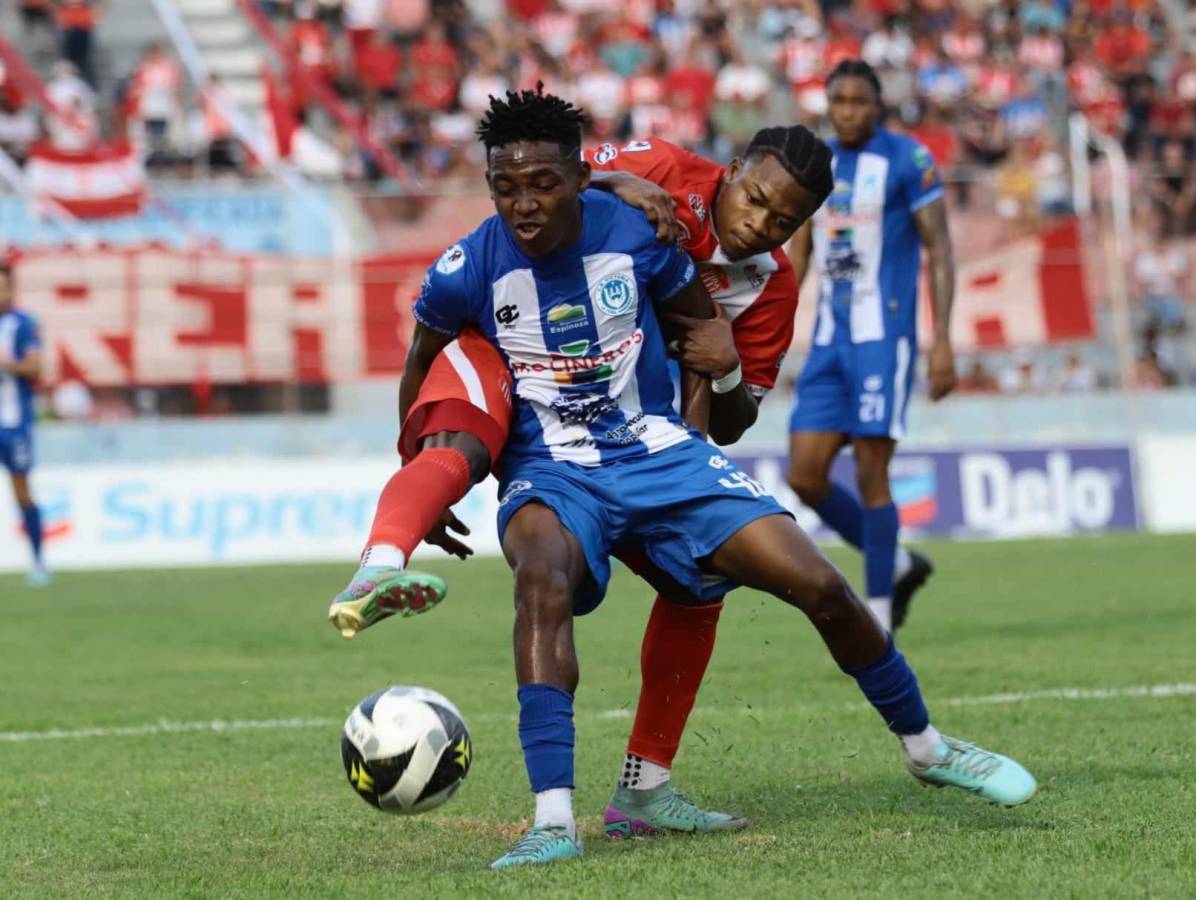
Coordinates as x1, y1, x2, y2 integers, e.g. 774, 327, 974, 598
626, 595, 724, 768
362, 447, 472, 563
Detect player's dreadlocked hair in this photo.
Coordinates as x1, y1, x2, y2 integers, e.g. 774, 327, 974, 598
745, 125, 835, 205
826, 59, 883, 99
476, 83, 590, 157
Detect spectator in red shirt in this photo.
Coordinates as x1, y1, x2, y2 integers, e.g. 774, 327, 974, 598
663, 50, 716, 121
354, 29, 402, 97
56, 0, 104, 87
409, 22, 460, 113
289, 2, 339, 87
1094, 10, 1151, 82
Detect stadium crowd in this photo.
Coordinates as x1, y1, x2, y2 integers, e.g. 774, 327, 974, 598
2, 0, 1196, 400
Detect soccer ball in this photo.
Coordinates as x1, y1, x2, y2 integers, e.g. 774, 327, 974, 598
340, 685, 472, 814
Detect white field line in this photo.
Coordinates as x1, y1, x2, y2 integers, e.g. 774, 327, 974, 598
2, 683, 1193, 744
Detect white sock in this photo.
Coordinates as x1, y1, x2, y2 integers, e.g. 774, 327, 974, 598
866, 597, 892, 632
893, 547, 913, 582
900, 724, 944, 766
533, 787, 575, 834
618, 753, 670, 790
360, 544, 406, 569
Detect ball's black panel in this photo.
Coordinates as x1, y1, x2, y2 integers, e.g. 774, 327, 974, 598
341, 732, 413, 810
357, 688, 390, 723
414, 702, 472, 804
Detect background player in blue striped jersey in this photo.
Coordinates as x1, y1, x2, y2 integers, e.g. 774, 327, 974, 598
0, 261, 50, 587
404, 86, 1034, 870
788, 59, 958, 632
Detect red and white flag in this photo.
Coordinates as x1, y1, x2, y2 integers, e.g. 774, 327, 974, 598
25, 141, 146, 219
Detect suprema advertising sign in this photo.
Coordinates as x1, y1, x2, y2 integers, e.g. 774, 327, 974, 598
0, 446, 1138, 573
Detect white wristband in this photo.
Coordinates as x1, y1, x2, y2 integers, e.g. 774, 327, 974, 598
711, 363, 742, 395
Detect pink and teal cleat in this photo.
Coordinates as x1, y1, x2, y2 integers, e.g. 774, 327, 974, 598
905, 736, 1037, 807
327, 565, 447, 639
604, 783, 748, 838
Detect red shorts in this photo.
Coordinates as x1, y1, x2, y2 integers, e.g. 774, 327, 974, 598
398, 328, 514, 469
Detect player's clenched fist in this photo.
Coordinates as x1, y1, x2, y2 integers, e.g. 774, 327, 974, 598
665, 305, 739, 380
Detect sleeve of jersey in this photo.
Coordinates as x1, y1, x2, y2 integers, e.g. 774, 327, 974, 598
644, 236, 697, 306
731, 270, 798, 398
411, 243, 475, 337
583, 139, 680, 187
903, 138, 945, 213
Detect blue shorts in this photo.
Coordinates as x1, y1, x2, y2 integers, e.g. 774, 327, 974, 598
497, 437, 788, 615
0, 429, 33, 475
789, 335, 916, 440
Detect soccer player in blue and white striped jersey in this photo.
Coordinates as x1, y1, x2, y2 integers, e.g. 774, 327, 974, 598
0, 261, 49, 587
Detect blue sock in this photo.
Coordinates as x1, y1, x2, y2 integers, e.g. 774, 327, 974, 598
22, 504, 44, 566
844, 638, 930, 735
861, 503, 898, 599
812, 483, 863, 549
517, 684, 574, 792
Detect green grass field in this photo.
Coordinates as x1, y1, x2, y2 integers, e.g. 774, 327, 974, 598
2, 533, 1195, 898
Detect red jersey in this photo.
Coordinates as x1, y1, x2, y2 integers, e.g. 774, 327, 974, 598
584, 138, 799, 398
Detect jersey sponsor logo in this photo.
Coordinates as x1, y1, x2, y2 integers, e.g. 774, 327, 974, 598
604, 411, 649, 446
825, 243, 862, 281
708, 454, 731, 470
594, 142, 618, 164
546, 303, 589, 335
622, 140, 653, 153
688, 193, 707, 223
863, 374, 884, 392
495, 304, 520, 328
699, 265, 731, 296
435, 243, 466, 275
558, 339, 590, 357
499, 479, 532, 507
509, 330, 643, 384
592, 271, 637, 316
549, 393, 617, 426
743, 264, 765, 290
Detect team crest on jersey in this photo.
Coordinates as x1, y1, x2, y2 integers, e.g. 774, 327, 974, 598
592, 271, 637, 315
743, 264, 765, 290
436, 243, 466, 275
699, 265, 730, 297
688, 193, 706, 223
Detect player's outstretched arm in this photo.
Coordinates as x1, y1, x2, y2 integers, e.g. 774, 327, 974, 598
913, 197, 957, 401
399, 323, 455, 426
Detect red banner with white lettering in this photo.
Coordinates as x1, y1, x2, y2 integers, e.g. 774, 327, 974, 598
13, 247, 431, 385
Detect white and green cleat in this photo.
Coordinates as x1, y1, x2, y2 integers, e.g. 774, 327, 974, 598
604, 783, 748, 838
490, 825, 582, 870
906, 736, 1037, 807
327, 566, 447, 639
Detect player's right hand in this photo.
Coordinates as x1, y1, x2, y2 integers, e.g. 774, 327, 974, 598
613, 174, 681, 244
424, 508, 473, 560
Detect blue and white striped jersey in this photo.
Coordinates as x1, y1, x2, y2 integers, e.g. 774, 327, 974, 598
413, 189, 698, 468
0, 309, 41, 433
811, 128, 943, 347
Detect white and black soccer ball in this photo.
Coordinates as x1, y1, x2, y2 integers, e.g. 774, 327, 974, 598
341, 685, 472, 815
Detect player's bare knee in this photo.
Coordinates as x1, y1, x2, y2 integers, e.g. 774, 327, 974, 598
513, 559, 573, 622
801, 563, 854, 626
788, 467, 829, 506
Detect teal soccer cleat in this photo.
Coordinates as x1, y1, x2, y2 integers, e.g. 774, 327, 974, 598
490, 825, 582, 870
327, 566, 446, 639
604, 783, 748, 838
906, 736, 1037, 807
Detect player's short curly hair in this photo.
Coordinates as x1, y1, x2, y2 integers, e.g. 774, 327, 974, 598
745, 125, 835, 205
476, 83, 590, 158
826, 59, 883, 99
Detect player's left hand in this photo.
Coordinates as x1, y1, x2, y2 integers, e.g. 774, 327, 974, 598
424, 508, 473, 560
928, 338, 957, 401
664, 305, 740, 380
